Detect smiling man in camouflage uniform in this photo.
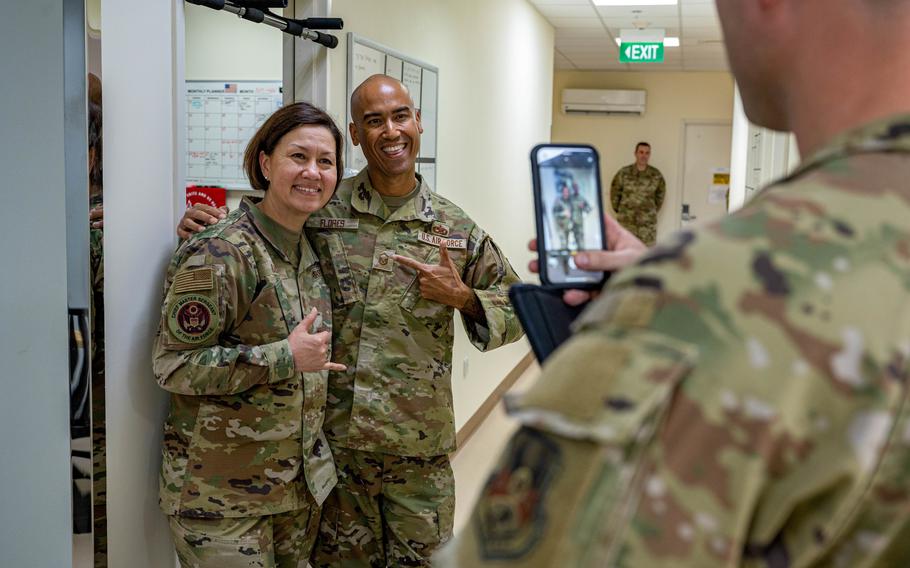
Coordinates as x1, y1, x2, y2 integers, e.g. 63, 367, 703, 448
610, 141, 666, 246
440, 0, 910, 566
304, 75, 524, 566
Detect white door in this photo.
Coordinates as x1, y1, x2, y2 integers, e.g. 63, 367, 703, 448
679, 122, 733, 230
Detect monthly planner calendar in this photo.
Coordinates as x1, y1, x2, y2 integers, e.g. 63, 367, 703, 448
186, 81, 283, 189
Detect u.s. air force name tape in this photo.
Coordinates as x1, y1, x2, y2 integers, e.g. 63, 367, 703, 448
167, 293, 219, 344
417, 231, 467, 249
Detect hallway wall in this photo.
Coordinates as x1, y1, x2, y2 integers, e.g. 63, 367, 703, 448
0, 2, 72, 565
552, 70, 735, 241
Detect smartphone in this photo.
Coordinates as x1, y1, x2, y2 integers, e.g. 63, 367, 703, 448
509, 283, 585, 362
531, 143, 608, 289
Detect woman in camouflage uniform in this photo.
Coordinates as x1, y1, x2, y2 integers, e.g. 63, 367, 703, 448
152, 102, 346, 567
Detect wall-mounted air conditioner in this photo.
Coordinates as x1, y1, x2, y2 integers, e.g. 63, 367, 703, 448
561, 89, 647, 116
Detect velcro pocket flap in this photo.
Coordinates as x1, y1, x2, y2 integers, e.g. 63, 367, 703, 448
506, 330, 696, 445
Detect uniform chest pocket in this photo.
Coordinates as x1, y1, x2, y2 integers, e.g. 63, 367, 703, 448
233, 278, 293, 345
319, 233, 362, 307
399, 241, 468, 324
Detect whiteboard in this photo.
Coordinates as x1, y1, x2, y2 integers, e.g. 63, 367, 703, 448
186, 81, 283, 190
346, 34, 439, 190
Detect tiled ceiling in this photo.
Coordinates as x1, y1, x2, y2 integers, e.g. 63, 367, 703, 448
529, 0, 729, 72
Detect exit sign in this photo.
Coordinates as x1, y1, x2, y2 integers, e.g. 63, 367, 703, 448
620, 42, 664, 63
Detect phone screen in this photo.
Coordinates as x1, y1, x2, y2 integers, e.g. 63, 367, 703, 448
534, 145, 605, 286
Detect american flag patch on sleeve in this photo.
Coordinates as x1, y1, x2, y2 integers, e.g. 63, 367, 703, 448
172, 267, 214, 294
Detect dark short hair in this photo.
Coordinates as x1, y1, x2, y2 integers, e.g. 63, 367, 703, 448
635, 142, 651, 151
243, 102, 344, 191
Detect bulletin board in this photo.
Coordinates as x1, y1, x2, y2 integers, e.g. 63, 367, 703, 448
346, 33, 439, 189
186, 81, 283, 190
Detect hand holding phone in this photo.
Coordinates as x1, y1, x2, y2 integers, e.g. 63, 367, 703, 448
527, 214, 648, 305
531, 144, 608, 289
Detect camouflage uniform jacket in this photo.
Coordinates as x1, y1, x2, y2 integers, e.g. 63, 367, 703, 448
569, 194, 592, 226
610, 164, 666, 245
553, 196, 573, 232
305, 169, 525, 457
153, 197, 336, 518
89, 193, 104, 365
441, 115, 910, 567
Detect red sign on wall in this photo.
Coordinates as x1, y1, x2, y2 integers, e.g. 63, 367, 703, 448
186, 185, 226, 209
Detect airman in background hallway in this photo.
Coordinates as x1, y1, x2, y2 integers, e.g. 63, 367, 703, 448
610, 141, 665, 246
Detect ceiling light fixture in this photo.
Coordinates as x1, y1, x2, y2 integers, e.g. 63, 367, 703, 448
595, 0, 678, 6
615, 37, 680, 47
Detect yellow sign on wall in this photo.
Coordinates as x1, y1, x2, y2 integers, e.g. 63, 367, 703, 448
713, 173, 731, 185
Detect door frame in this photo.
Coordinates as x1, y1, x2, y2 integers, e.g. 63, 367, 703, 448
288, 0, 332, 107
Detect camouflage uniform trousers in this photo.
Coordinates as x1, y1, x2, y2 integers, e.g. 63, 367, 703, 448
169, 495, 320, 568
311, 445, 455, 567
557, 226, 585, 272
91, 375, 106, 567
90, 224, 106, 566
556, 225, 584, 251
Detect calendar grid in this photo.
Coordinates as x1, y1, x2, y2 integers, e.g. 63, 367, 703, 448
186, 81, 283, 189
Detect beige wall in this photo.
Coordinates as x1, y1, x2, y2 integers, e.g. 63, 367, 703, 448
184, 3, 282, 81
184, 4, 283, 208
552, 71, 735, 239
326, 0, 554, 430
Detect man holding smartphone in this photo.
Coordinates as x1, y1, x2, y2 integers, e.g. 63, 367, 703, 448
439, 0, 910, 566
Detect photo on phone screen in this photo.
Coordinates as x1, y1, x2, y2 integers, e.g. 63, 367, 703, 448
533, 145, 606, 288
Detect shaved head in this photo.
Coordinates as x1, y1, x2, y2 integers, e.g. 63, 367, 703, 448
351, 75, 414, 125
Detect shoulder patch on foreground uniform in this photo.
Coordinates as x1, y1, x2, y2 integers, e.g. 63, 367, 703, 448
167, 293, 219, 344
475, 427, 561, 560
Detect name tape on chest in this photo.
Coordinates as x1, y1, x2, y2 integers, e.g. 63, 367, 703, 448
417, 231, 467, 250
316, 218, 360, 230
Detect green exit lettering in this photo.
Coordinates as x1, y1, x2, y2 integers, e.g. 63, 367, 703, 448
619, 42, 664, 63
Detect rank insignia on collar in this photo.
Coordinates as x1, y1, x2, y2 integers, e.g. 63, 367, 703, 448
431, 222, 450, 237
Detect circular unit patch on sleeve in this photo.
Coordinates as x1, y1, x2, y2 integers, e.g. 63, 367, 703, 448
167, 293, 219, 344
